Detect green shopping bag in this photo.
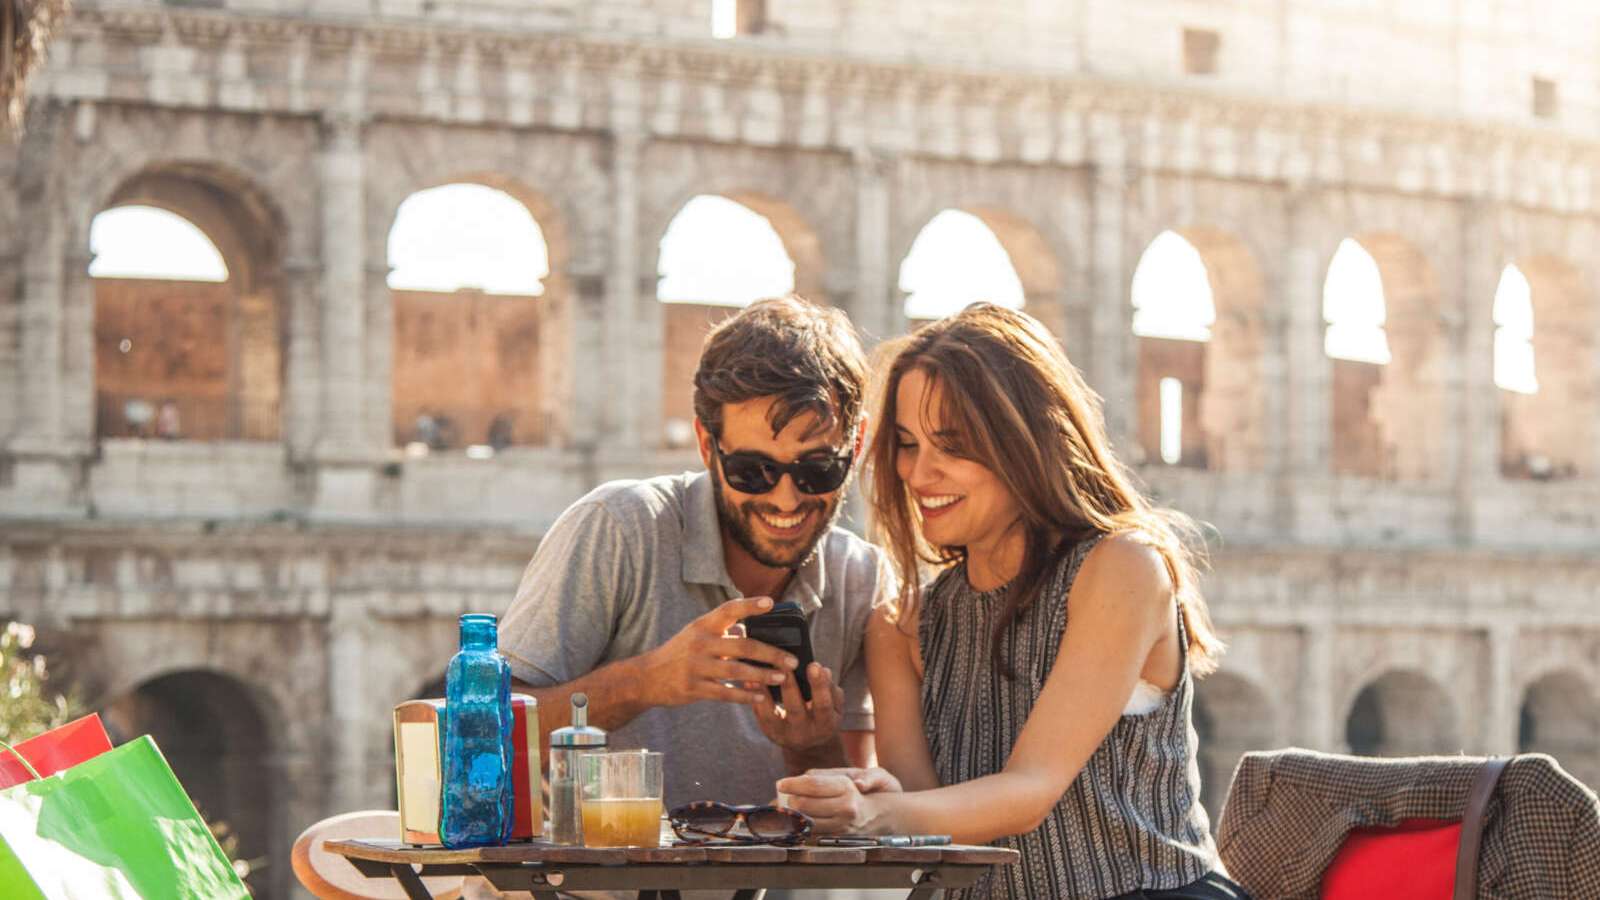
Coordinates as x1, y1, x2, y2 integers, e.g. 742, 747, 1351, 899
0, 734, 250, 899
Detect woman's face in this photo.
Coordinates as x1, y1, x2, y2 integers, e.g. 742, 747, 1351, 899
892, 368, 1022, 553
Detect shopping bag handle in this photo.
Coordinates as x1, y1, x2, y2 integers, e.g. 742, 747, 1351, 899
0, 739, 43, 782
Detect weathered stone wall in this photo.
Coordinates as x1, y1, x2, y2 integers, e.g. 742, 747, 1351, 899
2, 3, 1599, 897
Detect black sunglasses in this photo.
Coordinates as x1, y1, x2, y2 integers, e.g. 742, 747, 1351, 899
669, 801, 813, 845
709, 435, 853, 496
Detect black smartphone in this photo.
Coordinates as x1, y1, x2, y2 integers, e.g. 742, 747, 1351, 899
741, 600, 817, 704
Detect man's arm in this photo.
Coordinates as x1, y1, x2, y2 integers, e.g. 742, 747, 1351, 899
514, 595, 800, 770
514, 658, 650, 772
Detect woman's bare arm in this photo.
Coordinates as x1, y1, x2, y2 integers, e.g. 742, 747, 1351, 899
780, 535, 1177, 843
865, 603, 941, 792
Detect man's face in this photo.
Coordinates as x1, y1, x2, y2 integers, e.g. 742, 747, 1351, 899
696, 398, 855, 570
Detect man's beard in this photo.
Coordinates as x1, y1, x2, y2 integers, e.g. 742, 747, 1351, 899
711, 465, 844, 570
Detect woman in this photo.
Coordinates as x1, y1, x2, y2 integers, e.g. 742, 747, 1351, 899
777, 304, 1247, 899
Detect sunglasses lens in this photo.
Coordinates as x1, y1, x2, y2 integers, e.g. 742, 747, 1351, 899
791, 458, 849, 495
672, 803, 737, 835
746, 808, 805, 840
721, 455, 781, 494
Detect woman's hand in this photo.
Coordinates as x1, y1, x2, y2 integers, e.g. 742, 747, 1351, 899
775, 769, 895, 834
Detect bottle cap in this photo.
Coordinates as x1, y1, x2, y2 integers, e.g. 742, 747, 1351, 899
549, 692, 608, 747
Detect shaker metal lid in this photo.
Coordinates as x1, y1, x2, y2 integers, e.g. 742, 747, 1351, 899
550, 691, 608, 746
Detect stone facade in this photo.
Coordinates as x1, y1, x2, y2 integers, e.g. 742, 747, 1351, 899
3, 2, 1600, 897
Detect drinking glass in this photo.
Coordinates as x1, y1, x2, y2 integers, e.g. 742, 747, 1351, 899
578, 750, 664, 848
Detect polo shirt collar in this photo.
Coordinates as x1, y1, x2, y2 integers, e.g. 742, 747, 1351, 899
682, 470, 825, 615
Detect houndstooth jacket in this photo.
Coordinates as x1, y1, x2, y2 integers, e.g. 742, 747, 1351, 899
1215, 749, 1600, 900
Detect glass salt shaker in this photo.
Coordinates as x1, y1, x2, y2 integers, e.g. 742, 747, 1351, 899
548, 692, 607, 845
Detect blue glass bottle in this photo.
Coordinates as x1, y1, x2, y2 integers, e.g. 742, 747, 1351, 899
440, 613, 514, 848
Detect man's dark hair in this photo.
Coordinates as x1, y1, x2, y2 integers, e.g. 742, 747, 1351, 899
693, 294, 867, 442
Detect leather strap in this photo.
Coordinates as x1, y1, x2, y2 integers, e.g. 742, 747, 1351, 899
1453, 756, 1510, 900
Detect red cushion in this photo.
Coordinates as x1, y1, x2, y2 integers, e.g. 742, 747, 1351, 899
1321, 818, 1462, 900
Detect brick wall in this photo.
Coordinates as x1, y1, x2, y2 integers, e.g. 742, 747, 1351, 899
390, 288, 547, 449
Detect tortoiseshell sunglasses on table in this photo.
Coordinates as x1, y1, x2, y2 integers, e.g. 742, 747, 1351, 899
668, 801, 814, 846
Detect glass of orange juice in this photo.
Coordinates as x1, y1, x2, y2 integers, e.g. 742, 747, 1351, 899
578, 750, 664, 848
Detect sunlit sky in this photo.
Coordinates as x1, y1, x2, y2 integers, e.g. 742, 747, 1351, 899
658, 195, 795, 305
387, 183, 548, 295
90, 206, 229, 282
1132, 230, 1214, 341
899, 209, 1025, 319
87, 189, 1539, 394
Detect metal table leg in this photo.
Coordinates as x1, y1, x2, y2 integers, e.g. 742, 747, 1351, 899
905, 869, 942, 900
389, 863, 436, 900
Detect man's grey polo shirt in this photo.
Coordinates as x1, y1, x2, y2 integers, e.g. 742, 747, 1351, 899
501, 470, 885, 808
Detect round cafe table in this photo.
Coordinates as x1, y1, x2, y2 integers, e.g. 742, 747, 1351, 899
325, 837, 1019, 900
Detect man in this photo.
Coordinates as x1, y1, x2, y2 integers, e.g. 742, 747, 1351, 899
500, 295, 885, 810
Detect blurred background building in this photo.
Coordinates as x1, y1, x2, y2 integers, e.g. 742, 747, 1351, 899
4, 1, 1600, 896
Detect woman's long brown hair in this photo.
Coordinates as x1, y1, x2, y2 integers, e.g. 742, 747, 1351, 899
868, 304, 1223, 677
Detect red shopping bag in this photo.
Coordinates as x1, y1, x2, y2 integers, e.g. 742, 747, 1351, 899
0, 713, 114, 789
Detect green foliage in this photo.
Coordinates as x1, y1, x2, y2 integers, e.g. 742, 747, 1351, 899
0, 622, 79, 744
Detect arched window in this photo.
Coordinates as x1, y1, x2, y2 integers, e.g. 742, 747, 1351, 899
1324, 237, 1403, 478
388, 182, 552, 455
1130, 230, 1215, 468
899, 210, 1025, 321
711, 0, 765, 38
658, 195, 794, 307
1131, 230, 1214, 341
657, 195, 798, 445
1493, 264, 1538, 395
90, 206, 229, 282
1497, 258, 1590, 480
1323, 238, 1390, 364
387, 183, 548, 295
90, 207, 235, 442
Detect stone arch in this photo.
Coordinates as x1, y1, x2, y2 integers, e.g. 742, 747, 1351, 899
90, 162, 289, 443
1345, 669, 1460, 757
1498, 256, 1592, 480
1519, 669, 1600, 790
98, 669, 280, 898
1326, 233, 1447, 481
652, 190, 822, 447
1192, 670, 1277, 828
383, 174, 571, 452
1129, 226, 1266, 472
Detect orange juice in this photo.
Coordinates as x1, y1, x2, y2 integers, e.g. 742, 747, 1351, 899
581, 797, 663, 847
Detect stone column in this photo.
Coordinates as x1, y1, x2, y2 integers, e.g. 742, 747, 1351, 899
5, 177, 91, 514
563, 272, 607, 451
1454, 199, 1500, 541
13, 201, 68, 450
1280, 184, 1330, 534
1087, 127, 1134, 444
308, 112, 386, 519
327, 599, 373, 813
851, 146, 895, 346
1484, 622, 1519, 756
1299, 619, 1337, 750
364, 258, 395, 450
281, 255, 324, 459
315, 112, 369, 455
605, 130, 646, 450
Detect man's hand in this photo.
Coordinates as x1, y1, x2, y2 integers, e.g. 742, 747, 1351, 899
751, 662, 845, 757
635, 596, 798, 708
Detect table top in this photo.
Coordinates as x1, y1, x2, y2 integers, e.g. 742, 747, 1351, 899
325, 837, 1019, 867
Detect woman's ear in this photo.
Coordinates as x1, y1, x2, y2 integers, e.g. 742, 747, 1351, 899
853, 416, 868, 460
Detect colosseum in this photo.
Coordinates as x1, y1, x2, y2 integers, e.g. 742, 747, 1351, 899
3, 1, 1599, 896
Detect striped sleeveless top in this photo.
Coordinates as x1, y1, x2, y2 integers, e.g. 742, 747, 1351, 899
919, 536, 1220, 900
